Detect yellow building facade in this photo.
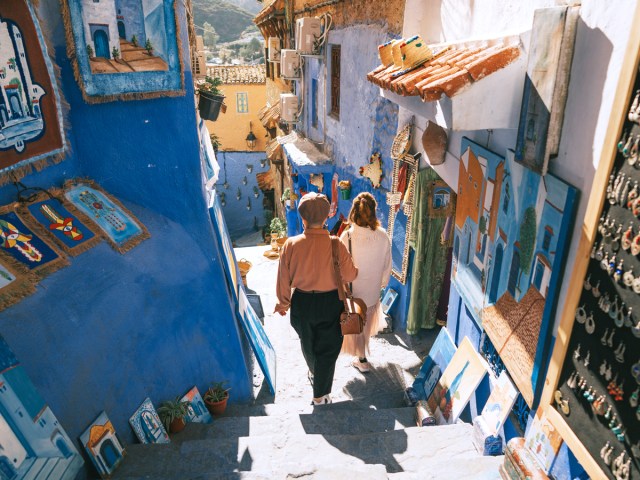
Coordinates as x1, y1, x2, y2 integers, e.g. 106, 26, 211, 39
205, 65, 268, 152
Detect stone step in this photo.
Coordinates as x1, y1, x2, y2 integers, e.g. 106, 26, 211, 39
112, 423, 501, 478
174, 406, 417, 442
386, 457, 504, 480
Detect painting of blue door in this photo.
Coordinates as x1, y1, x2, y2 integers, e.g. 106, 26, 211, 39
100, 440, 120, 469
533, 261, 544, 291
507, 249, 519, 296
489, 244, 503, 304
117, 21, 125, 39
93, 30, 109, 58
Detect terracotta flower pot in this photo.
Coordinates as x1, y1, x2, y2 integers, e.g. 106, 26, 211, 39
205, 396, 229, 416
169, 416, 186, 434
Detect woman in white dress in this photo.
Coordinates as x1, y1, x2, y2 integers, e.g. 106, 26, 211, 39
339, 192, 392, 372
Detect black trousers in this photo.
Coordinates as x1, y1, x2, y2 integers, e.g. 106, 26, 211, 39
290, 289, 344, 398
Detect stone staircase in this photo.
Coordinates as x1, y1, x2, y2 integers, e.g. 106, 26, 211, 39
111, 402, 503, 479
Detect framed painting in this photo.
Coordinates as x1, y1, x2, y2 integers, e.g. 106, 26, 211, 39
80, 411, 125, 478
238, 286, 276, 395
63, 179, 150, 254
452, 138, 577, 406
60, 0, 184, 103
209, 191, 239, 300
525, 409, 563, 473
514, 6, 579, 174
427, 337, 488, 425
0, 255, 37, 312
0, 334, 83, 479
480, 370, 518, 435
0, 0, 67, 184
0, 206, 68, 278
18, 190, 102, 256
129, 397, 170, 444
181, 386, 212, 424
411, 327, 456, 401
381, 287, 398, 315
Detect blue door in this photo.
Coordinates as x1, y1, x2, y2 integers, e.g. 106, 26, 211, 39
533, 261, 544, 290
489, 244, 503, 304
100, 439, 120, 468
508, 249, 520, 297
93, 30, 110, 58
117, 21, 126, 39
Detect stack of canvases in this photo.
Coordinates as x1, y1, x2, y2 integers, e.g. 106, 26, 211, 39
0, 179, 149, 312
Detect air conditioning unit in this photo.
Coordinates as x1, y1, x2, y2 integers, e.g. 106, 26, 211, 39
295, 17, 322, 55
268, 37, 281, 62
281, 49, 301, 80
280, 93, 299, 122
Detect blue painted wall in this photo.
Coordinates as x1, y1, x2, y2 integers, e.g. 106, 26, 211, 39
216, 151, 270, 241
0, 1, 253, 474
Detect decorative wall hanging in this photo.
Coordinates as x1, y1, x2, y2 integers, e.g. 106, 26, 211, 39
515, 6, 579, 175
0, 0, 67, 185
60, 0, 184, 103
360, 152, 384, 188
63, 180, 150, 254
180, 386, 212, 424
452, 138, 577, 406
129, 397, 170, 444
421, 121, 448, 166
17, 190, 101, 256
426, 337, 488, 425
80, 411, 125, 478
0, 205, 68, 278
0, 335, 83, 479
386, 123, 418, 284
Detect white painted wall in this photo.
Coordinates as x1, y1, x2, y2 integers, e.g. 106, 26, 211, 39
398, 0, 637, 334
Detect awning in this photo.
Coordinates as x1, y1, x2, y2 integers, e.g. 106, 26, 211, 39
368, 36, 526, 130
266, 139, 283, 161
278, 132, 333, 174
259, 103, 281, 129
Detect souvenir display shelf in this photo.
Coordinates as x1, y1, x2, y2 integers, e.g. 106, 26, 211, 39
541, 9, 640, 480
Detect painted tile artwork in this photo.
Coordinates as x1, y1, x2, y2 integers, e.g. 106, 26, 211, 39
0, 257, 36, 311
0, 0, 66, 182
64, 182, 149, 253
0, 334, 83, 479
480, 371, 518, 435
129, 397, 170, 444
61, 0, 183, 101
80, 412, 125, 478
181, 387, 212, 424
23, 196, 100, 256
451, 138, 577, 406
524, 409, 563, 472
427, 337, 488, 425
0, 210, 67, 275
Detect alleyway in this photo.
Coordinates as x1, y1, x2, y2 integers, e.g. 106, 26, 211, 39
110, 240, 504, 479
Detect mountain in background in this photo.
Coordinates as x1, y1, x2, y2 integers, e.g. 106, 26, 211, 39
192, 0, 258, 43
234, 0, 262, 14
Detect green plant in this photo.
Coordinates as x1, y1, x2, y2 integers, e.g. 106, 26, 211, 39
131, 34, 138, 47
204, 381, 231, 403
145, 38, 153, 55
111, 46, 120, 59
157, 397, 190, 431
209, 132, 221, 151
198, 76, 224, 97
86, 44, 94, 58
281, 187, 291, 202
270, 217, 287, 237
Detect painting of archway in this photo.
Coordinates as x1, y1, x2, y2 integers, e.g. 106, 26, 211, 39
0, 0, 66, 184
61, 0, 184, 102
129, 397, 169, 444
80, 411, 125, 478
451, 139, 577, 406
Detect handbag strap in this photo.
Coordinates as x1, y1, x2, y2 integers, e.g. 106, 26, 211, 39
347, 232, 354, 292
330, 237, 349, 305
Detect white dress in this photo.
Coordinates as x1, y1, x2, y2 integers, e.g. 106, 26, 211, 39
339, 224, 392, 357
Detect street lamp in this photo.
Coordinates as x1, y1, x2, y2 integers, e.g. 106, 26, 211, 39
246, 121, 257, 150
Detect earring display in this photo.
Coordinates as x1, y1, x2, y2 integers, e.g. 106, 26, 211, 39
555, 78, 640, 480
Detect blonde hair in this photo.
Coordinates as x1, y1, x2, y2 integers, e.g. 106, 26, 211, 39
348, 192, 380, 230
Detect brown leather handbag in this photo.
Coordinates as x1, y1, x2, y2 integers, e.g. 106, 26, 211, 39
331, 237, 367, 335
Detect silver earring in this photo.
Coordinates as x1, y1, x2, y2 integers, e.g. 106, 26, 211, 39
573, 343, 581, 360
601, 328, 610, 346
583, 350, 591, 367
607, 328, 615, 348
585, 313, 595, 334
615, 343, 626, 363
575, 304, 587, 324
605, 363, 613, 381
624, 266, 635, 286
583, 274, 592, 290
592, 280, 602, 298
624, 307, 633, 328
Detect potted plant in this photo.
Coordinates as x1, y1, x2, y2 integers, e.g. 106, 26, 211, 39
209, 132, 221, 152
204, 381, 231, 416
86, 44, 94, 59
338, 180, 352, 200
270, 217, 287, 250
198, 76, 226, 121
157, 397, 190, 434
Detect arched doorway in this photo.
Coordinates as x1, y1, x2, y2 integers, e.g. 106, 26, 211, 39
99, 439, 121, 468
117, 21, 126, 39
93, 30, 110, 58
489, 244, 503, 304
9, 95, 23, 118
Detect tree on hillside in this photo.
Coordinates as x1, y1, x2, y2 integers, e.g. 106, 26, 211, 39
240, 37, 262, 62
203, 22, 219, 49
